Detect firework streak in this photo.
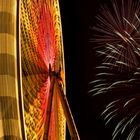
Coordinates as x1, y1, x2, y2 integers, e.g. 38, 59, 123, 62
90, 0, 140, 139
0, 0, 66, 140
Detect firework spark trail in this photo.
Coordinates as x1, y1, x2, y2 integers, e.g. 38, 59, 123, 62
91, 0, 140, 70
90, 0, 140, 139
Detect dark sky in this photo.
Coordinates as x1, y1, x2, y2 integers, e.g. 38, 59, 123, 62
59, 0, 112, 139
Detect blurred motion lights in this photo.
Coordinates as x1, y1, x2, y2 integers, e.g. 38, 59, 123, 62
0, 0, 79, 140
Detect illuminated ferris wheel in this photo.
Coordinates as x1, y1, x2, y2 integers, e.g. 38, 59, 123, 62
0, 0, 79, 139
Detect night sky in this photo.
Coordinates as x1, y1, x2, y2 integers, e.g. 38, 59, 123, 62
59, 0, 112, 139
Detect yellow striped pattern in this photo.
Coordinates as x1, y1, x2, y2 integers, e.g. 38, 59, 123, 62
0, 0, 24, 139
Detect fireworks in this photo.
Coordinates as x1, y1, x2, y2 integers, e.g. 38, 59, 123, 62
90, 0, 140, 139
91, 0, 140, 70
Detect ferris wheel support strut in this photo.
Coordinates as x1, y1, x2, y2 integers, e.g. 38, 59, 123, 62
44, 76, 55, 139
45, 66, 80, 140
55, 78, 80, 140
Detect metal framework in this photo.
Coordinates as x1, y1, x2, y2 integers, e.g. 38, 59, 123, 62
0, 0, 80, 139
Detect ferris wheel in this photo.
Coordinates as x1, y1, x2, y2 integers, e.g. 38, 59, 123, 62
0, 0, 79, 139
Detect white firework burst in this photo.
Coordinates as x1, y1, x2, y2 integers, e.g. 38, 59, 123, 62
90, 0, 140, 139
91, 0, 140, 71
